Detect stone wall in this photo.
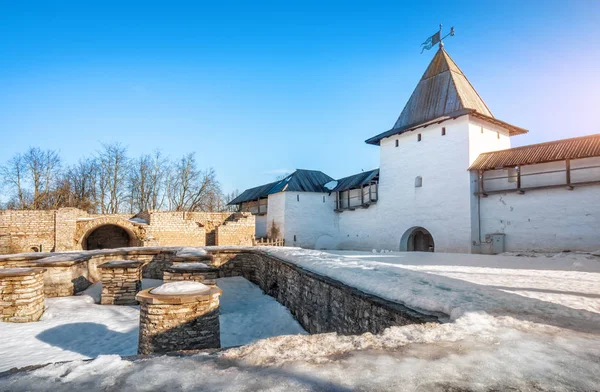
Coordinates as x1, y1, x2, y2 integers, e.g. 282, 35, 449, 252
215, 213, 255, 246
0, 268, 45, 322
99, 261, 143, 305
0, 209, 255, 254
208, 249, 436, 335
145, 212, 206, 247
137, 285, 222, 354
0, 210, 55, 254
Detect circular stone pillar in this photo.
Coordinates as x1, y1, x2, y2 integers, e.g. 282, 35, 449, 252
136, 282, 222, 355
0, 268, 46, 322
163, 263, 219, 286
98, 260, 144, 305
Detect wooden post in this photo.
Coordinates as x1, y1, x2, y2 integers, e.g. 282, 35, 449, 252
566, 159, 573, 190
480, 170, 488, 197
517, 166, 524, 194
361, 185, 365, 205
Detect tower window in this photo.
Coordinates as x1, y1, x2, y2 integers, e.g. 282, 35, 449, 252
323, 196, 325, 203
481, 126, 484, 134
395, 139, 399, 147
497, 131, 500, 139
442, 127, 446, 136
415, 176, 423, 187
417, 134, 422, 142
297, 194, 300, 202
293, 235, 297, 242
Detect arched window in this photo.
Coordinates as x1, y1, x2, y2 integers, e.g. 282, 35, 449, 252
415, 176, 423, 187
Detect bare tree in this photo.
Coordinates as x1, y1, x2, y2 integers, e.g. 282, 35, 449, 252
0, 153, 28, 209
22, 147, 62, 209
167, 153, 221, 212
62, 158, 98, 212
97, 143, 129, 214
128, 150, 168, 213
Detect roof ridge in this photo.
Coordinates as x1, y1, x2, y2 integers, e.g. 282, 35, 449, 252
478, 133, 600, 156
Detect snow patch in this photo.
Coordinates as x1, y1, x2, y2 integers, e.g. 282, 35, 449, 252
324, 180, 338, 190
169, 262, 210, 270
129, 218, 148, 224
176, 247, 208, 257
150, 281, 210, 295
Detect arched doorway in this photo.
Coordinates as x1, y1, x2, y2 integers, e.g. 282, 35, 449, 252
400, 227, 435, 252
84, 224, 133, 250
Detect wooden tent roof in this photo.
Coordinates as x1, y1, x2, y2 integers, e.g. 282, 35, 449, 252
366, 47, 527, 145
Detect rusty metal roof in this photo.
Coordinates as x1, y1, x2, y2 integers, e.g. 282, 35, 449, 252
366, 47, 527, 145
469, 133, 600, 171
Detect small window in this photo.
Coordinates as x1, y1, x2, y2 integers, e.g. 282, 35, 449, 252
395, 139, 399, 147
417, 134, 422, 142
480, 126, 484, 134
323, 196, 325, 203
415, 176, 423, 187
297, 194, 300, 202
441, 127, 446, 136
497, 131, 500, 139
293, 235, 297, 242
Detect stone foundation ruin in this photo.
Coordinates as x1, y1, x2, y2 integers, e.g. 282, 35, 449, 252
0, 246, 437, 336
0, 208, 256, 255
137, 282, 222, 354
0, 268, 46, 322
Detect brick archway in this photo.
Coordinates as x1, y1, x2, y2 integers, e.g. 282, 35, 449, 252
76, 217, 145, 250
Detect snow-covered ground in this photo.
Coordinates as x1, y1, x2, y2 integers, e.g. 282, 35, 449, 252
1, 249, 600, 391
0, 277, 305, 372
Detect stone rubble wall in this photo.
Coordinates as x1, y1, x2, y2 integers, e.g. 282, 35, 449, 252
0, 269, 45, 322
215, 214, 255, 246
0, 210, 56, 254
99, 262, 143, 305
137, 288, 221, 354
208, 249, 436, 335
0, 209, 255, 254
163, 268, 218, 285
0, 246, 436, 336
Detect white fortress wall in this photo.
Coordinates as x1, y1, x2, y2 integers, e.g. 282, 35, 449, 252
478, 156, 600, 253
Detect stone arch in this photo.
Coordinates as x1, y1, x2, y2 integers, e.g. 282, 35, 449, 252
400, 226, 435, 252
76, 217, 145, 250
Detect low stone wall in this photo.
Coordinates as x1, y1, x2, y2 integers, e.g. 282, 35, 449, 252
206, 250, 436, 335
164, 264, 219, 285
137, 284, 222, 354
0, 246, 438, 337
0, 268, 46, 322
99, 261, 143, 305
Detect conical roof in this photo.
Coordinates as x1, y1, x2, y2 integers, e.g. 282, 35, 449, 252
393, 47, 493, 129
365, 47, 526, 145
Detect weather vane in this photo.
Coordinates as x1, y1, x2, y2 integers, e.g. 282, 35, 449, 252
421, 24, 455, 53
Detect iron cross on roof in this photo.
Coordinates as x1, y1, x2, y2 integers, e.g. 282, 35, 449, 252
421, 24, 455, 53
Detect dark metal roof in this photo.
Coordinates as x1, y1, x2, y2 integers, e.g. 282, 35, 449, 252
228, 181, 279, 205
469, 133, 600, 171
365, 47, 527, 145
329, 169, 379, 192
228, 169, 334, 205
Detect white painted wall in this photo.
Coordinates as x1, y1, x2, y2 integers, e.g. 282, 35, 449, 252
477, 157, 600, 253
266, 192, 286, 240
255, 214, 267, 238
282, 192, 337, 249
479, 184, 600, 252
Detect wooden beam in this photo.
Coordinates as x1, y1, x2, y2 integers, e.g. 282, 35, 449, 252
566, 159, 573, 190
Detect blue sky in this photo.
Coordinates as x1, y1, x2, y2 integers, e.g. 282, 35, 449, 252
1, 1, 599, 194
